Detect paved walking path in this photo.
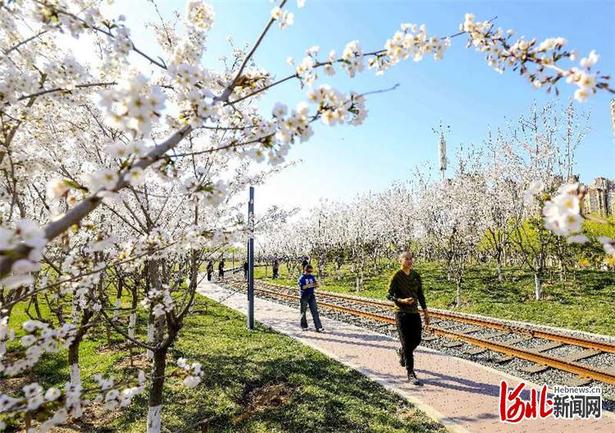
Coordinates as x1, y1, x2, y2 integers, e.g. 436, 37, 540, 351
198, 282, 615, 433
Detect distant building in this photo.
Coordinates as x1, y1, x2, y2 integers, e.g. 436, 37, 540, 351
583, 177, 615, 217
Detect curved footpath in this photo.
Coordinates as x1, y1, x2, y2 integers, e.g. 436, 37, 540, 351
198, 281, 615, 433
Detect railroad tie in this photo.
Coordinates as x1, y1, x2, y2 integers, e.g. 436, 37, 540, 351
433, 322, 458, 330
560, 376, 593, 387
520, 363, 550, 374
458, 327, 482, 335
464, 347, 488, 356
443, 339, 464, 348
561, 349, 601, 363
492, 355, 513, 363
506, 336, 533, 346
487, 331, 510, 339
532, 341, 564, 353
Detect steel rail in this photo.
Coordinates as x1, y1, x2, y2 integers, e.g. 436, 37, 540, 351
250, 285, 615, 385
261, 281, 615, 354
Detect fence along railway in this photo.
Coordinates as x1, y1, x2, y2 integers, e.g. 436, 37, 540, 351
224, 277, 615, 386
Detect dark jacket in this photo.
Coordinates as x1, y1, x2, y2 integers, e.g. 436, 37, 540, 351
387, 269, 427, 314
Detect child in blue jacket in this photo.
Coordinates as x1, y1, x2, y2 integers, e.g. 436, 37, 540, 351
298, 264, 324, 332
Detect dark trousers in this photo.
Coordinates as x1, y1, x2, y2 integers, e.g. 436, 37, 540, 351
396, 312, 422, 373
207, 272, 212, 281
300, 294, 322, 329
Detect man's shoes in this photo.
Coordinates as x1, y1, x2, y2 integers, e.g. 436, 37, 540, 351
397, 348, 405, 367
301, 327, 308, 331
316, 328, 325, 333
407, 371, 423, 386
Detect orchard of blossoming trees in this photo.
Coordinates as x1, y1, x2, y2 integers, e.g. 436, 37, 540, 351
0, 0, 613, 432
259, 101, 615, 305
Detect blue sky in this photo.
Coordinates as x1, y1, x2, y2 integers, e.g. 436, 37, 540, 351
118, 0, 615, 212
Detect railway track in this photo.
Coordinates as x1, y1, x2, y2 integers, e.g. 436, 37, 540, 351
224, 278, 615, 386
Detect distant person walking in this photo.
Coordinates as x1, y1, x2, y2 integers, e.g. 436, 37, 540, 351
218, 259, 225, 281
206, 260, 214, 282
272, 259, 280, 279
298, 264, 324, 332
243, 261, 249, 280
387, 251, 430, 386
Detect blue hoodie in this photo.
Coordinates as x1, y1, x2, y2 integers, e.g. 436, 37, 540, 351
298, 273, 318, 297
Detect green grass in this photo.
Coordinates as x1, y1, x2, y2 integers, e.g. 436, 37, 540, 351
255, 261, 615, 336
2, 296, 445, 433
98, 299, 445, 433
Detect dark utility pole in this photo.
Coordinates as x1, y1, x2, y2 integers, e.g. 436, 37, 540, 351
247, 186, 255, 330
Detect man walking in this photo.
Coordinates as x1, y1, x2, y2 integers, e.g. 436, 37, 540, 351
298, 264, 324, 332
206, 260, 214, 281
218, 259, 225, 281
387, 251, 430, 385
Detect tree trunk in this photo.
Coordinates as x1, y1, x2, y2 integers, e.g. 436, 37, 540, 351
147, 321, 155, 361
128, 284, 138, 339
534, 273, 542, 300
455, 277, 462, 308
147, 347, 168, 433
351, 261, 359, 292
0, 314, 9, 371
68, 341, 83, 418
113, 277, 123, 321
66, 308, 92, 418
146, 260, 163, 360
128, 312, 137, 339
495, 248, 503, 282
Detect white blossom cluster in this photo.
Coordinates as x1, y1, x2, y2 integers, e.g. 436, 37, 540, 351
0, 382, 68, 433
176, 357, 203, 388
541, 183, 584, 239
171, 30, 208, 65
0, 220, 46, 289
105, 139, 150, 161
460, 13, 605, 102
98, 74, 166, 138
292, 46, 335, 86
43, 56, 89, 90
566, 50, 600, 102
271, 101, 313, 144
0, 369, 145, 432
181, 178, 229, 206
0, 320, 76, 377
168, 63, 211, 93
271, 6, 294, 29
340, 41, 364, 77
539, 183, 615, 255
168, 63, 224, 127
307, 85, 367, 126
186, 0, 215, 30
0, 63, 39, 106
57, 4, 102, 38
371, 23, 451, 74
93, 370, 146, 410
141, 286, 175, 318
109, 23, 133, 59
